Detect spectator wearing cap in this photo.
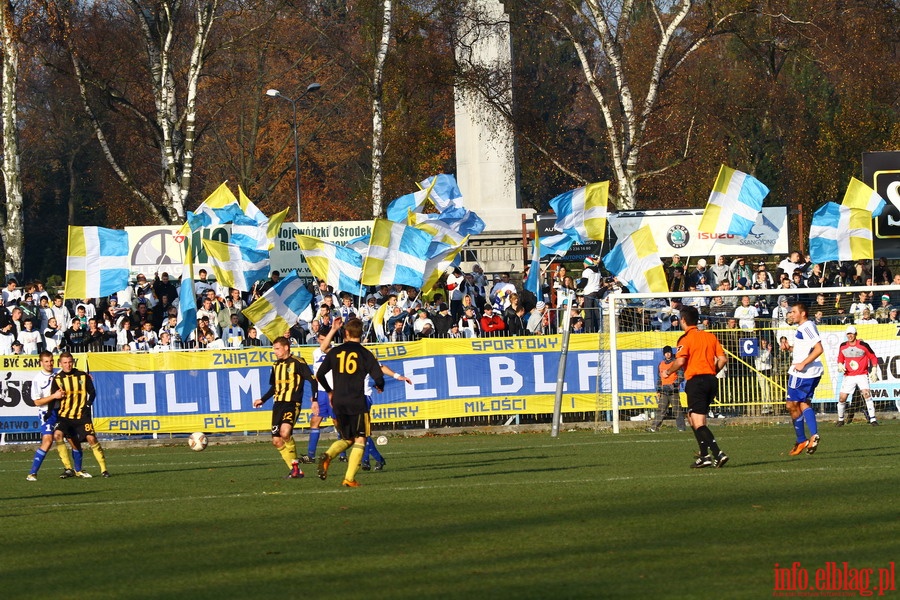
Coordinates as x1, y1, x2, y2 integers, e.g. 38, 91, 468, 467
10, 339, 24, 355
432, 303, 454, 336
133, 273, 152, 299
874, 294, 893, 323
459, 305, 481, 338
527, 301, 550, 335
648, 345, 685, 432
480, 304, 506, 337
358, 295, 378, 326
888, 308, 900, 324
578, 256, 602, 332
687, 258, 710, 289
730, 257, 752, 288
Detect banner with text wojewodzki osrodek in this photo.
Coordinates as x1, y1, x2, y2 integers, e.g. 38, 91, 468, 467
3, 326, 900, 435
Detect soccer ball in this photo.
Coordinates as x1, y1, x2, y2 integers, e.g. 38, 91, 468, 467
375, 435, 388, 446
188, 432, 208, 452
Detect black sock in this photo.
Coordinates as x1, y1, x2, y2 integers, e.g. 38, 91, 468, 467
699, 426, 721, 456
692, 427, 708, 455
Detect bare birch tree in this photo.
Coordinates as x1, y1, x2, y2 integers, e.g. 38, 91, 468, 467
47, 0, 221, 224
0, 0, 23, 277
370, 0, 393, 217
544, 0, 742, 209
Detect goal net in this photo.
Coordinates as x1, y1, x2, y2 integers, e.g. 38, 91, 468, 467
600, 284, 900, 432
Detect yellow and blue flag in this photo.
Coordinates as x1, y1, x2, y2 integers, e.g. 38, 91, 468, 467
549, 181, 608, 243
201, 239, 270, 292
64, 226, 130, 299
699, 165, 768, 237
841, 177, 886, 217
243, 272, 313, 342
809, 202, 873, 263
361, 218, 431, 287
602, 225, 668, 294
295, 235, 364, 294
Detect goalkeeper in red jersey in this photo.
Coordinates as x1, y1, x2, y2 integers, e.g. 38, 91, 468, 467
835, 325, 880, 426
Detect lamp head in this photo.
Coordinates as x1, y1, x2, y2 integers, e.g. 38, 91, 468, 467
306, 83, 322, 93
265, 89, 281, 97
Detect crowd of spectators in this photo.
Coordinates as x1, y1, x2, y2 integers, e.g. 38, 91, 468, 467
2, 251, 898, 354
625, 252, 900, 333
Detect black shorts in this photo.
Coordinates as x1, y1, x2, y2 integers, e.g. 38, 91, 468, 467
684, 375, 718, 414
270, 401, 300, 435
56, 417, 94, 442
332, 410, 370, 442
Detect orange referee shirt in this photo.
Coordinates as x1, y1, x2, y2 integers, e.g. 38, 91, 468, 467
675, 325, 724, 380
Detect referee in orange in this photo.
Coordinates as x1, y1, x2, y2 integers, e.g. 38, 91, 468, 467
662, 305, 730, 468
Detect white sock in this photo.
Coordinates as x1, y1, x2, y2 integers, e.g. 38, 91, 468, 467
837, 401, 845, 420
865, 398, 876, 421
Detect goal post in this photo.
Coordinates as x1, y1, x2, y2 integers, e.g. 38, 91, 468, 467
601, 283, 900, 432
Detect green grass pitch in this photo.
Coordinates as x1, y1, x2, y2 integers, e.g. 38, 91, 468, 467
1, 422, 898, 599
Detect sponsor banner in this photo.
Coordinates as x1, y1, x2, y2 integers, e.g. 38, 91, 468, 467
125, 220, 372, 282
4, 325, 899, 434
607, 207, 788, 258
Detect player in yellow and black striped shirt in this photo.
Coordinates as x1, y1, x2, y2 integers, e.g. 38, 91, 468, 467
253, 336, 318, 478
49, 352, 110, 478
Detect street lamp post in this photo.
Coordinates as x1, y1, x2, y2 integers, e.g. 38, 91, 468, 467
266, 83, 322, 222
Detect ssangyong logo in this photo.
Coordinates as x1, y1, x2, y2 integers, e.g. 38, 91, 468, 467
667, 225, 689, 249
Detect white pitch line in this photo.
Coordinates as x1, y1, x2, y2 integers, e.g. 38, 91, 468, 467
1, 463, 884, 515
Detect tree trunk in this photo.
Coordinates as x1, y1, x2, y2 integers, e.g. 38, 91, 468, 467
0, 0, 23, 278
371, 0, 392, 218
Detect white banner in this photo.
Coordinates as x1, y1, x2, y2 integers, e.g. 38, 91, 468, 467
125, 221, 372, 282
608, 207, 789, 258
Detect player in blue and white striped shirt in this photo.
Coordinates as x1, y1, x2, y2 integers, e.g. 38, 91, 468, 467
780, 303, 824, 457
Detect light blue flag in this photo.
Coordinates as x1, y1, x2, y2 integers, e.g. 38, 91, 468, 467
524, 231, 541, 298
230, 214, 268, 251
538, 232, 575, 258
420, 174, 463, 212
432, 207, 486, 236
175, 240, 197, 347
186, 202, 245, 232
386, 188, 430, 222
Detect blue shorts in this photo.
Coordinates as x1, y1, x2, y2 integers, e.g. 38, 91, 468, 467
41, 410, 59, 437
313, 390, 334, 419
787, 375, 821, 403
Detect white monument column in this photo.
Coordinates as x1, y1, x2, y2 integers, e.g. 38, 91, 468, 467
455, 0, 533, 234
